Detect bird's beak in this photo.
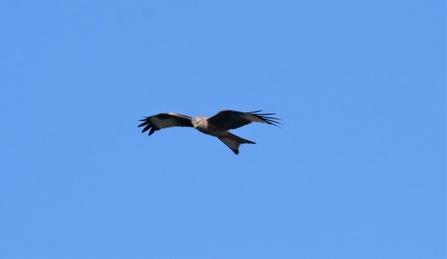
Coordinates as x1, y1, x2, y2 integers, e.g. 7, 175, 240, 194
193, 123, 197, 128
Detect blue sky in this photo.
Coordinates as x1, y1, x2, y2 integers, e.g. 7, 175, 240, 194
0, 1, 445, 258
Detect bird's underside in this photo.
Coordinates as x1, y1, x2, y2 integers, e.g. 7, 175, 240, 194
138, 110, 280, 154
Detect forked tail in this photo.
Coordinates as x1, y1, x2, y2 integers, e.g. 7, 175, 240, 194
218, 132, 255, 155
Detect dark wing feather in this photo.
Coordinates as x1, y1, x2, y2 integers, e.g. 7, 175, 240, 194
138, 112, 193, 136
207, 110, 281, 130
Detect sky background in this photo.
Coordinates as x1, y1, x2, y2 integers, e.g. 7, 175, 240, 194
0, 1, 445, 258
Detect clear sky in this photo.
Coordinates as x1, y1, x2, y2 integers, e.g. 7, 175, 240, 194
0, 1, 445, 258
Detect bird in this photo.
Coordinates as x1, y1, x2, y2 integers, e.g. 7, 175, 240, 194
138, 110, 280, 154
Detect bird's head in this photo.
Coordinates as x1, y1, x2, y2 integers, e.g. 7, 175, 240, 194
191, 116, 204, 128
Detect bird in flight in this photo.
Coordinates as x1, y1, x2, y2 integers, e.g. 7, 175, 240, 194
138, 110, 280, 154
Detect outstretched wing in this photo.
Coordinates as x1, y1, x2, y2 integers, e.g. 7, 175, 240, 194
138, 112, 193, 136
207, 110, 281, 130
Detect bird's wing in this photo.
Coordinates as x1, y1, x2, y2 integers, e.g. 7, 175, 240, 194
207, 110, 281, 130
138, 112, 193, 136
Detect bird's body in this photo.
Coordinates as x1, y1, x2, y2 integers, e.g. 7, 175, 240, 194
191, 115, 257, 153
138, 110, 280, 154
192, 116, 227, 137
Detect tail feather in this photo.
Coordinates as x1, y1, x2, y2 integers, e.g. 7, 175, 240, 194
218, 132, 255, 155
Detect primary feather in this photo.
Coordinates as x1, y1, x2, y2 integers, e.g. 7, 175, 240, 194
138, 112, 192, 136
